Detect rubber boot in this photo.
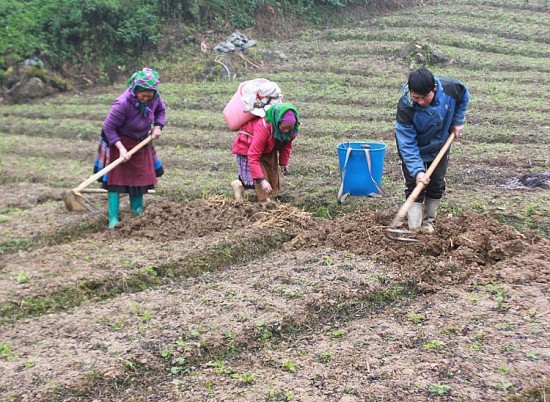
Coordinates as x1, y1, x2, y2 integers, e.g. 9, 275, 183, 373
422, 197, 441, 233
130, 194, 144, 216
231, 180, 245, 202
108, 192, 120, 230
407, 202, 423, 231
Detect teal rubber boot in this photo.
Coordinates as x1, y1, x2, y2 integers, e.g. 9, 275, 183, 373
108, 192, 120, 230
130, 194, 144, 216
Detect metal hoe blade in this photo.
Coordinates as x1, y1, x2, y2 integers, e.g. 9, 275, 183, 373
385, 226, 419, 243
61, 190, 98, 212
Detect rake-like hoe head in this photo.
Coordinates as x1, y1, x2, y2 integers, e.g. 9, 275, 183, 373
61, 190, 97, 212
384, 226, 419, 242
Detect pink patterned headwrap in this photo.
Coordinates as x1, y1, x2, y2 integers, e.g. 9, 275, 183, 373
280, 110, 297, 124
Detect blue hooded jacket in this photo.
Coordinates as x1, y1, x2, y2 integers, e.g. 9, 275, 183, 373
394, 75, 470, 178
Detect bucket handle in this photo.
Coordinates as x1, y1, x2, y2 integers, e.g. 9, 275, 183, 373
337, 143, 384, 203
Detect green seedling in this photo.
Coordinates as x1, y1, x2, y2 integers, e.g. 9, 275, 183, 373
254, 321, 273, 341
16, 272, 30, 284
495, 289, 507, 310
236, 372, 255, 385
423, 340, 445, 350
407, 311, 423, 324
315, 206, 331, 218
212, 360, 235, 376
0, 342, 15, 359
330, 329, 345, 339
282, 360, 297, 372
108, 317, 127, 332
318, 352, 332, 363
526, 352, 539, 360
120, 258, 135, 267
283, 289, 299, 299
144, 266, 158, 276
497, 366, 512, 375
501, 344, 516, 353
429, 382, 451, 396
140, 310, 153, 323
492, 380, 514, 392
322, 255, 334, 266
170, 357, 187, 375
496, 322, 513, 331
267, 389, 294, 401
234, 313, 248, 322
470, 342, 481, 351
525, 203, 536, 217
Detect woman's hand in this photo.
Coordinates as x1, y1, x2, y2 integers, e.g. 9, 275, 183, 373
280, 165, 290, 175
114, 141, 130, 161
151, 126, 162, 140
261, 179, 272, 194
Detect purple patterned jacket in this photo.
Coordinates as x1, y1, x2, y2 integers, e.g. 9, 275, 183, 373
103, 89, 166, 145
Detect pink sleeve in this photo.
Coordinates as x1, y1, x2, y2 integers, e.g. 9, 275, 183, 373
247, 120, 269, 179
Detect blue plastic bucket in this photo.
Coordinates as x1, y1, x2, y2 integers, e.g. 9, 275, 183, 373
337, 142, 386, 197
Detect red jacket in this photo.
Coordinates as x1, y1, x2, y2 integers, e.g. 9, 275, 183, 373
231, 117, 295, 180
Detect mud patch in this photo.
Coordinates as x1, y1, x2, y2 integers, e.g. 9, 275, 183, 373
501, 171, 550, 190
287, 211, 547, 291
115, 197, 313, 241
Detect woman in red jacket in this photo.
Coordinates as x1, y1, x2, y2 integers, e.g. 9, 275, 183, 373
231, 103, 300, 206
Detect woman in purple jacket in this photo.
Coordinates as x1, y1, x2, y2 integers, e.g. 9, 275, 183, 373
94, 67, 166, 229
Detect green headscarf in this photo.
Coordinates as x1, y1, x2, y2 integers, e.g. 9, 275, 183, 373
265, 103, 300, 143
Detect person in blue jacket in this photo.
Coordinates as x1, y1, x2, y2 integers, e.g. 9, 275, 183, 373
394, 67, 470, 232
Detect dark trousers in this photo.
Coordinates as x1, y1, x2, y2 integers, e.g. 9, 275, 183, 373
399, 151, 450, 203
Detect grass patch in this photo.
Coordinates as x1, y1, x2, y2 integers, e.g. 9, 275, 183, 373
0, 231, 292, 325
0, 220, 105, 257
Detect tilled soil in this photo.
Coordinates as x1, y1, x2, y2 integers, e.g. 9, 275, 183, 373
1, 194, 548, 401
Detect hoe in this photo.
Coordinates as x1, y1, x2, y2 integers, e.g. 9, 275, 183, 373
62, 135, 153, 212
385, 133, 456, 242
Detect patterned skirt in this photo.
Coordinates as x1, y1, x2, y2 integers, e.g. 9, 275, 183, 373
93, 131, 164, 195
236, 151, 280, 201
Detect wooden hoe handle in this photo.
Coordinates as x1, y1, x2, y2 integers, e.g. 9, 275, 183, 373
390, 133, 456, 228
73, 135, 153, 194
